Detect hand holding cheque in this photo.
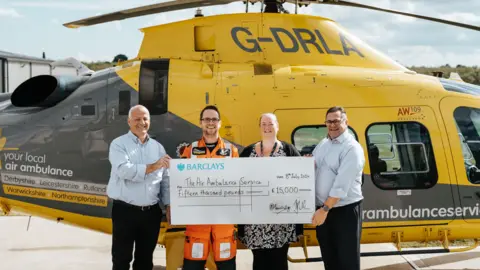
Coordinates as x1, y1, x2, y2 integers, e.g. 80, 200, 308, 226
169, 156, 315, 225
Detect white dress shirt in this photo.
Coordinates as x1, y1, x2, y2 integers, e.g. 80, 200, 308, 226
312, 129, 365, 207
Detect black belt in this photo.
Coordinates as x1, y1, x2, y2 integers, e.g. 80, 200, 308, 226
113, 199, 159, 211
316, 199, 363, 210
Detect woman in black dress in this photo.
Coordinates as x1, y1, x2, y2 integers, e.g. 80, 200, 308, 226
238, 113, 303, 270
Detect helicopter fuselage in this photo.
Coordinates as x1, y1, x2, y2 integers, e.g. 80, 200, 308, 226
1, 13, 480, 256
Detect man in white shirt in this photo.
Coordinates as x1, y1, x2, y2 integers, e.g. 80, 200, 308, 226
107, 105, 171, 270
311, 106, 365, 270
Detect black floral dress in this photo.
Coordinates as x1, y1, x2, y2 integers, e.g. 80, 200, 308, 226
237, 141, 304, 249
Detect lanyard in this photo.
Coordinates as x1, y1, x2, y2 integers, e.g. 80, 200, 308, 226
260, 141, 277, 157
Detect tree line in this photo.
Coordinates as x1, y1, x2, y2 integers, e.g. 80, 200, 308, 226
83, 56, 480, 86
410, 65, 480, 85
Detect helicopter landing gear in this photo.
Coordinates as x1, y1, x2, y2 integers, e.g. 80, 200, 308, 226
437, 229, 480, 253
286, 230, 480, 263
0, 201, 10, 215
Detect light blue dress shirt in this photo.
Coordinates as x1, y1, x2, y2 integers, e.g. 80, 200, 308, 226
107, 131, 170, 207
312, 129, 365, 207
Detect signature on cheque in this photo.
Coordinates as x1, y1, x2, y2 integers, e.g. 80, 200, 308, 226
269, 199, 310, 214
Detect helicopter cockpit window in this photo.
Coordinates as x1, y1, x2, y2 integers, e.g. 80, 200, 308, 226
453, 107, 480, 184
366, 122, 438, 190
292, 125, 358, 156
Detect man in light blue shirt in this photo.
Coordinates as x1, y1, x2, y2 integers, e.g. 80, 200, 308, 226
311, 106, 365, 270
107, 105, 171, 270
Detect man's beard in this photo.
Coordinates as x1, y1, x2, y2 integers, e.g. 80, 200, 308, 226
204, 128, 217, 136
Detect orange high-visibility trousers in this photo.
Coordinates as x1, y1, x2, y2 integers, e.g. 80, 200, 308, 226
184, 224, 237, 262
163, 227, 217, 270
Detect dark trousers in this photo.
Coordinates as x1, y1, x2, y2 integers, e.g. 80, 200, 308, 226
251, 243, 289, 270
111, 200, 162, 270
316, 200, 363, 270
182, 257, 236, 270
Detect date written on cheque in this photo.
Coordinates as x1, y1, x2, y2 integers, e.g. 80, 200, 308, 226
276, 173, 310, 180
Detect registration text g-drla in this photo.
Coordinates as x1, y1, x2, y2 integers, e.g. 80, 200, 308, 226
231, 26, 364, 57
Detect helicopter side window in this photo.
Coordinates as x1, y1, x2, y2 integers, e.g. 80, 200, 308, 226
291, 125, 358, 156
453, 107, 480, 184
366, 122, 438, 190
139, 60, 169, 115
81, 105, 95, 116
292, 125, 364, 185
118, 90, 131, 116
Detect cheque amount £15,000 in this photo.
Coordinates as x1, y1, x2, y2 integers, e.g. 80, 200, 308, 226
271, 186, 299, 194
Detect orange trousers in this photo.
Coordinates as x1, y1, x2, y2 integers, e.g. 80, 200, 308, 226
184, 224, 237, 262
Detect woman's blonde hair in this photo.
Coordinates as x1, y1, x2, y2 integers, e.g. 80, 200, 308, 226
258, 113, 278, 126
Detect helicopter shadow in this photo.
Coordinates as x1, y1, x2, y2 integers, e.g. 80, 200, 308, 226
365, 251, 480, 270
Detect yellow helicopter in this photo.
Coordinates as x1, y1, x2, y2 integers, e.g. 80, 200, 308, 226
1, 0, 480, 269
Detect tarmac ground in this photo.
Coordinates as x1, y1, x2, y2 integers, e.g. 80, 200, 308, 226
1, 216, 480, 270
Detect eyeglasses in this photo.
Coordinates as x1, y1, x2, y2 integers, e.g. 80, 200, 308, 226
325, 119, 343, 125
201, 118, 219, 123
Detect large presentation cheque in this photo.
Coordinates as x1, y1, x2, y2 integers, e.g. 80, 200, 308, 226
169, 157, 315, 225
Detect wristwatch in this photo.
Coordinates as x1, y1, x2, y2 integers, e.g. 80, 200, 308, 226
321, 204, 330, 212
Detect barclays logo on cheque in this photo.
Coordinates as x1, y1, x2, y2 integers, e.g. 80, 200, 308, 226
177, 163, 225, 171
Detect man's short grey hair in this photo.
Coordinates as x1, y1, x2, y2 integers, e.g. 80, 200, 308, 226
128, 105, 150, 119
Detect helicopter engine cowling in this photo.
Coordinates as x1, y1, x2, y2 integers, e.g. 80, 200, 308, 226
10, 74, 88, 107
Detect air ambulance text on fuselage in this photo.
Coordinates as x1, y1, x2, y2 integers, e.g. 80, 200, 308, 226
231, 26, 364, 57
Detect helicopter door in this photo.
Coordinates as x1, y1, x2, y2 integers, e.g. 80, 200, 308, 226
275, 106, 455, 228
106, 59, 169, 140
106, 68, 133, 143
440, 96, 480, 224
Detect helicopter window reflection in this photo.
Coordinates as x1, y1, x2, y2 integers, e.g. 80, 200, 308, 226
454, 107, 480, 184
366, 122, 438, 190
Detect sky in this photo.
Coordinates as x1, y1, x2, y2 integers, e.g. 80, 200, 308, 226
1, 0, 480, 67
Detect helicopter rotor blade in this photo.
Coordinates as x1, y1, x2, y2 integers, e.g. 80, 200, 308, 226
288, 0, 480, 32
63, 0, 239, 28
63, 0, 480, 32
